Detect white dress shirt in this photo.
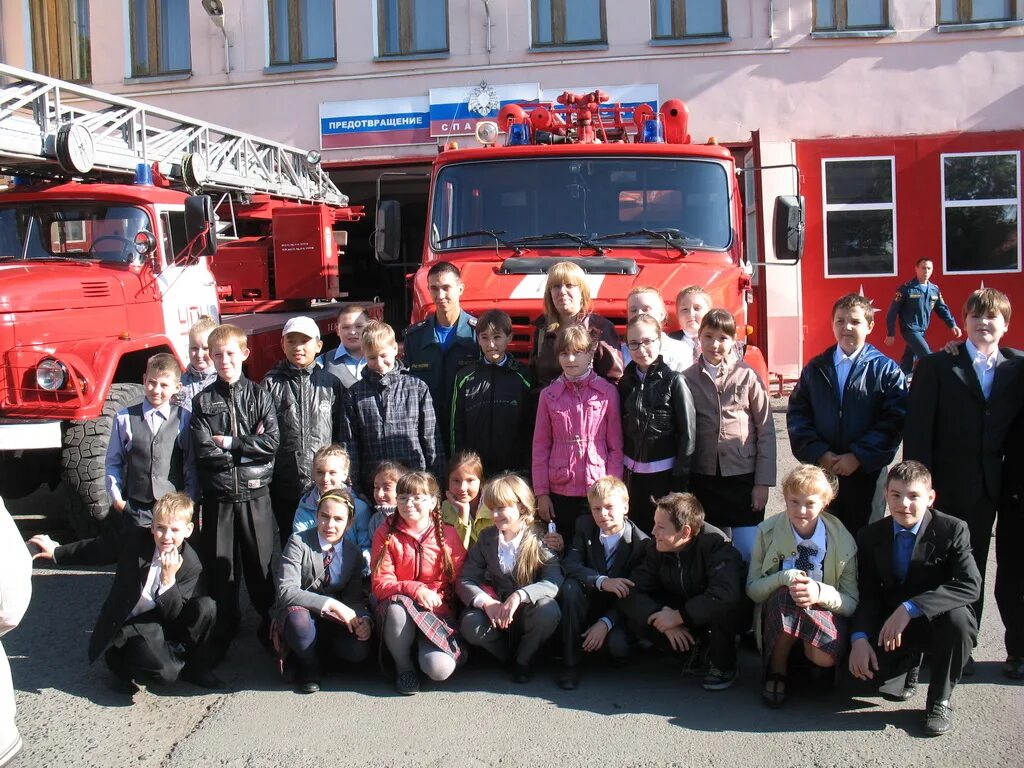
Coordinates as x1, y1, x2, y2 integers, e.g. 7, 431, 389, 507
318, 533, 344, 584
965, 339, 997, 399
497, 528, 525, 575
783, 517, 828, 583
129, 549, 174, 619
832, 346, 863, 404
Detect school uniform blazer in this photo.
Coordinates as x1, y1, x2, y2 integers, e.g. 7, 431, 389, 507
850, 508, 981, 639
273, 529, 367, 624
904, 346, 1024, 509
746, 511, 858, 651
456, 525, 563, 605
54, 527, 204, 663
563, 517, 650, 589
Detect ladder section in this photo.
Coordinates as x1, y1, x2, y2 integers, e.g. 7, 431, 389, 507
0, 64, 347, 206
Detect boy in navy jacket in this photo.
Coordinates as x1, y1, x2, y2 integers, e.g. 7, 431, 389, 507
787, 294, 907, 535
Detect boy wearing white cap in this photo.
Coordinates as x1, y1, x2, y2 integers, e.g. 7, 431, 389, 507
262, 316, 347, 544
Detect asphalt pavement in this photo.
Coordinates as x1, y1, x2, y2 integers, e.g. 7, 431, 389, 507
5, 400, 1022, 767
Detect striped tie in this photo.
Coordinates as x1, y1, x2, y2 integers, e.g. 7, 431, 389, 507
322, 547, 334, 587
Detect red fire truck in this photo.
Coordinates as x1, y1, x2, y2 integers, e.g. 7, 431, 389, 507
375, 90, 803, 374
0, 65, 374, 535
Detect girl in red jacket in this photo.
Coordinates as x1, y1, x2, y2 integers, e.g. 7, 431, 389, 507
371, 471, 467, 695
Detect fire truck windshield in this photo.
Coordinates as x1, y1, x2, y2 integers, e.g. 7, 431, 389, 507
0, 203, 151, 263
431, 157, 731, 253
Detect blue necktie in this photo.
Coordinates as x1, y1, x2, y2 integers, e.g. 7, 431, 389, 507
893, 529, 915, 583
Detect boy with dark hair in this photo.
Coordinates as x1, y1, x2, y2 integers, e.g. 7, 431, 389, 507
29, 492, 222, 692
105, 352, 197, 528
885, 258, 961, 374
557, 476, 650, 690
450, 309, 531, 476
190, 324, 280, 651
849, 461, 981, 736
343, 321, 445, 495
262, 316, 346, 543
403, 261, 479, 450
787, 293, 907, 535
904, 287, 1024, 669
621, 492, 746, 691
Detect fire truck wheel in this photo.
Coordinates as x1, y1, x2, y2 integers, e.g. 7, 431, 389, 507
60, 383, 144, 539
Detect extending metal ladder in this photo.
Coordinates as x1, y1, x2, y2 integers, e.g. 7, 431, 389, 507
0, 63, 347, 206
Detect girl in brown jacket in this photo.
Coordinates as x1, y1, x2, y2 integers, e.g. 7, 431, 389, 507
682, 310, 776, 561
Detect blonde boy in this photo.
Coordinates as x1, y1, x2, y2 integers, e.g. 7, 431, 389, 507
190, 324, 280, 650
557, 476, 651, 689
105, 353, 197, 528
342, 321, 445, 494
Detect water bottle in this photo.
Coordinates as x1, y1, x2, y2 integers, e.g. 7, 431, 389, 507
547, 521, 557, 535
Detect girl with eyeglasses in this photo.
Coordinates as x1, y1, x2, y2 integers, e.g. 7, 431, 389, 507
619, 313, 697, 534
370, 471, 467, 695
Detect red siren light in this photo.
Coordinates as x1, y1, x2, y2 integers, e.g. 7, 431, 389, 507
659, 99, 690, 144
497, 103, 526, 132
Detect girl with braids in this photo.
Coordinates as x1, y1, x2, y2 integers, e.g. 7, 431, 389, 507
272, 489, 372, 694
457, 474, 563, 683
370, 472, 467, 695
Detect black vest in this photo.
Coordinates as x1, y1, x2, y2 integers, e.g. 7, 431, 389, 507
124, 403, 185, 507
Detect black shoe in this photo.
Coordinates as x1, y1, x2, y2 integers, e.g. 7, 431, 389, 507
702, 664, 738, 691
924, 700, 954, 736
183, 667, 226, 690
298, 679, 320, 694
512, 662, 533, 684
962, 655, 976, 676
1003, 656, 1024, 680
396, 670, 420, 695
885, 664, 921, 702
108, 675, 139, 696
557, 665, 580, 690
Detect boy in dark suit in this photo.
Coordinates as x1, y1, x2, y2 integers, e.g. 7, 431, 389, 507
904, 288, 1024, 644
621, 492, 746, 691
29, 492, 221, 694
557, 476, 650, 690
849, 461, 981, 736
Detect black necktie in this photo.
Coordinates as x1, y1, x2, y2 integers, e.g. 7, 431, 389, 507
795, 543, 817, 573
322, 547, 334, 586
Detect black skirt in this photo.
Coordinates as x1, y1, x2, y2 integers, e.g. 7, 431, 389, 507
689, 470, 762, 528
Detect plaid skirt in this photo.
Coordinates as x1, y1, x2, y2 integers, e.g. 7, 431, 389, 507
376, 594, 463, 663
762, 586, 847, 663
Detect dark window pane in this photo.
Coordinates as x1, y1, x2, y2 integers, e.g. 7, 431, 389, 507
825, 159, 893, 204
971, 0, 1012, 21
945, 205, 1019, 272
300, 0, 335, 60
564, 0, 602, 42
653, 0, 673, 36
535, 0, 554, 43
826, 209, 894, 275
411, 0, 447, 51
269, 0, 290, 63
816, 0, 835, 28
944, 154, 1018, 201
938, 0, 957, 22
160, 0, 190, 72
685, 0, 722, 34
847, 0, 885, 27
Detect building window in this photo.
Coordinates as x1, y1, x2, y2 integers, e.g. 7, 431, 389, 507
822, 157, 896, 277
942, 152, 1020, 273
378, 0, 449, 57
128, 0, 191, 78
651, 0, 726, 39
269, 0, 336, 65
815, 0, 889, 30
533, 0, 606, 46
29, 0, 91, 83
938, 0, 1016, 23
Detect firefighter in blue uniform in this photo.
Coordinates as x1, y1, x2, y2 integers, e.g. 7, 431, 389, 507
403, 261, 479, 453
885, 257, 961, 374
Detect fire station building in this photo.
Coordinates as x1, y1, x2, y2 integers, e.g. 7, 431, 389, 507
2, 0, 1020, 376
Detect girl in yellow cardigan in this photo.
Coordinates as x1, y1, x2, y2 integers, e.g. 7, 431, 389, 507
747, 465, 859, 708
440, 452, 492, 548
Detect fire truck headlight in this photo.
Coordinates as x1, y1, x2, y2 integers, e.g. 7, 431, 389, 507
36, 359, 68, 391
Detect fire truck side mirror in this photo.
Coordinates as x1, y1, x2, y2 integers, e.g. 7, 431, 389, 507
374, 199, 401, 263
185, 195, 218, 257
773, 195, 804, 264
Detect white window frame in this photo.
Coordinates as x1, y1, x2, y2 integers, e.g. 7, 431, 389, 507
822, 155, 898, 279
940, 150, 1021, 275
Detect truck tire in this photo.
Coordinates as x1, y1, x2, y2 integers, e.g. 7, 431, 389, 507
60, 383, 143, 539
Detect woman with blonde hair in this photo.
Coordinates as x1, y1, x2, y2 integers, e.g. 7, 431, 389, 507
457, 474, 563, 682
530, 261, 622, 387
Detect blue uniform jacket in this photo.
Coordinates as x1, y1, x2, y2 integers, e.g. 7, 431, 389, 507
402, 311, 479, 439
885, 279, 956, 335
787, 343, 908, 473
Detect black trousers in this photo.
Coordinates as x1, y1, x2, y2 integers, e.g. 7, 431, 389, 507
202, 494, 276, 644
104, 596, 216, 684
943, 495, 997, 626
622, 591, 746, 671
549, 493, 590, 541
868, 605, 977, 705
995, 507, 1024, 656
558, 578, 631, 668
624, 469, 682, 535
830, 470, 881, 538
270, 486, 302, 547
